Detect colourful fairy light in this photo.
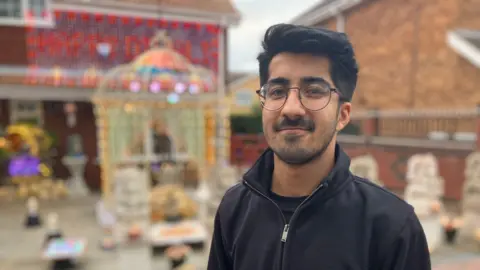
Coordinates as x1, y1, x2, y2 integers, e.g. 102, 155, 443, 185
129, 81, 141, 92
174, 83, 186, 94
167, 93, 180, 104
149, 82, 161, 93
189, 84, 199, 94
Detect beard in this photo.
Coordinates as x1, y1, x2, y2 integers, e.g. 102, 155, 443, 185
269, 118, 337, 165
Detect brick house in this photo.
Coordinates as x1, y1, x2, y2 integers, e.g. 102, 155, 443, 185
291, 0, 480, 110
285, 0, 480, 203
0, 0, 239, 189
229, 0, 480, 203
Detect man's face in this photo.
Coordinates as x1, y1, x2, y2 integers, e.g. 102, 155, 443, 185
262, 52, 351, 165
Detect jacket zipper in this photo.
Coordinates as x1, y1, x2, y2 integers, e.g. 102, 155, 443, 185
244, 181, 326, 270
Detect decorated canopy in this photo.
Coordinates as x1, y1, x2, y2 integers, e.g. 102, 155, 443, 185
95, 31, 217, 102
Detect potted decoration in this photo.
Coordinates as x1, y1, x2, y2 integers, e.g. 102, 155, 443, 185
475, 228, 480, 248
441, 216, 463, 244
165, 244, 192, 270
127, 223, 143, 242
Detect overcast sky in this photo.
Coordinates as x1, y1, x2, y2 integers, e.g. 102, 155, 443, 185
228, 0, 320, 72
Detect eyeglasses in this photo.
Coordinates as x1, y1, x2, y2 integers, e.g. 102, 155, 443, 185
255, 82, 342, 111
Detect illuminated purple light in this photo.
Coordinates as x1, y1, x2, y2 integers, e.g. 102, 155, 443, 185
9, 155, 41, 177
189, 84, 199, 94
129, 81, 141, 92
149, 82, 161, 93
174, 83, 186, 94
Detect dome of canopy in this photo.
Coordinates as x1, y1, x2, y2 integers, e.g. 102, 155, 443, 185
95, 31, 216, 98
132, 48, 190, 74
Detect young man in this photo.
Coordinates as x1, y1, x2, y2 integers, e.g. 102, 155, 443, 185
208, 24, 431, 270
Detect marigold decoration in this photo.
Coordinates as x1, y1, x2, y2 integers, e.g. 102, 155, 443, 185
3, 124, 59, 199
150, 184, 198, 222
475, 228, 480, 242
7, 124, 52, 156
430, 200, 441, 214
452, 217, 463, 228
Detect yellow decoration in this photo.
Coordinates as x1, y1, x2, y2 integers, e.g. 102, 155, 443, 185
17, 184, 29, 199
53, 66, 62, 78
0, 138, 6, 148
124, 103, 134, 113
150, 184, 198, 222
475, 228, 480, 242
52, 181, 69, 199
0, 187, 14, 201
6, 124, 52, 157
39, 163, 52, 177
4, 124, 62, 201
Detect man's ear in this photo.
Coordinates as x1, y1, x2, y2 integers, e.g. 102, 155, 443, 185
336, 102, 351, 132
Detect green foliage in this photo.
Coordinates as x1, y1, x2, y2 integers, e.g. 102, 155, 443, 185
0, 147, 9, 161
230, 114, 263, 134
340, 122, 362, 135
44, 130, 58, 148
16, 118, 40, 126
230, 104, 263, 134
230, 105, 363, 135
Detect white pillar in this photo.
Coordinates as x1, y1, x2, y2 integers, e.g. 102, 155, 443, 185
216, 27, 228, 167
336, 13, 345, 33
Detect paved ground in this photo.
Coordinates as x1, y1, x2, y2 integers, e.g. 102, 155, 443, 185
0, 196, 208, 270
1, 196, 480, 270
432, 246, 480, 269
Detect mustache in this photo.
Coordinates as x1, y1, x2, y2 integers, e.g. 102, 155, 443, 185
274, 117, 315, 132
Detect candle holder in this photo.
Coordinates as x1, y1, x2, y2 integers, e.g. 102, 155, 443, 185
475, 228, 480, 248
441, 216, 463, 245
165, 244, 191, 270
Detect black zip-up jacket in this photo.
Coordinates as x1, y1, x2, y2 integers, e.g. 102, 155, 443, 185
207, 145, 431, 270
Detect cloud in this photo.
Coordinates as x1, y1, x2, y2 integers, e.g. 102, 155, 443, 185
228, 0, 320, 72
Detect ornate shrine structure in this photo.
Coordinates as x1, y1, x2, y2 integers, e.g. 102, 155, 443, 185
0, 0, 239, 189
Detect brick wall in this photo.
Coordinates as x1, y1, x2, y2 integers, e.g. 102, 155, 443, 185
43, 101, 101, 191
314, 0, 480, 110
230, 133, 471, 201
230, 134, 268, 166
0, 26, 28, 66
342, 143, 469, 200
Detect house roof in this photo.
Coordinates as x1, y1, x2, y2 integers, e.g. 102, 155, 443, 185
465, 34, 480, 49
447, 29, 480, 69
290, 0, 363, 26
227, 72, 249, 85
228, 73, 258, 90
53, 0, 240, 19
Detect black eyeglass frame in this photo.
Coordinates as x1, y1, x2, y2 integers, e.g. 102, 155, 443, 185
255, 84, 346, 111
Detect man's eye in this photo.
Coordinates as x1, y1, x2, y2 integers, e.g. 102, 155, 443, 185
304, 86, 329, 96
268, 88, 287, 97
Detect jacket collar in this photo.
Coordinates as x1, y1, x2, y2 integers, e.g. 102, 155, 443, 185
242, 143, 352, 198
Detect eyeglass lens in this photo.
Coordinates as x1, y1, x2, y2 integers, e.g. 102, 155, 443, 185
260, 83, 332, 111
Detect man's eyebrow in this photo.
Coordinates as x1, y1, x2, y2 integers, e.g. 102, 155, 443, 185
267, 76, 329, 85
267, 77, 290, 84
301, 76, 328, 84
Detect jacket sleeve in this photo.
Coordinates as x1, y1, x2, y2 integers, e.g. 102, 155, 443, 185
207, 210, 232, 270
380, 211, 431, 270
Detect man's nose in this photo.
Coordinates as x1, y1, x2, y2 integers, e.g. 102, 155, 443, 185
281, 89, 306, 118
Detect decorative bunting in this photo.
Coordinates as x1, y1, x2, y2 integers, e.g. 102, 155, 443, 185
25, 11, 220, 91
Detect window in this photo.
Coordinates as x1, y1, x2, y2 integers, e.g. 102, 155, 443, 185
0, 0, 52, 26
10, 100, 43, 126
28, 0, 48, 19
0, 0, 22, 18
234, 89, 254, 107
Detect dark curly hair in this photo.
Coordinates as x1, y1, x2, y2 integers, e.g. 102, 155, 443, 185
257, 24, 359, 101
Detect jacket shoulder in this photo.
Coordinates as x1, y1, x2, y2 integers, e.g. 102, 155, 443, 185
352, 176, 415, 225
353, 175, 413, 212
217, 183, 248, 216
352, 175, 419, 240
